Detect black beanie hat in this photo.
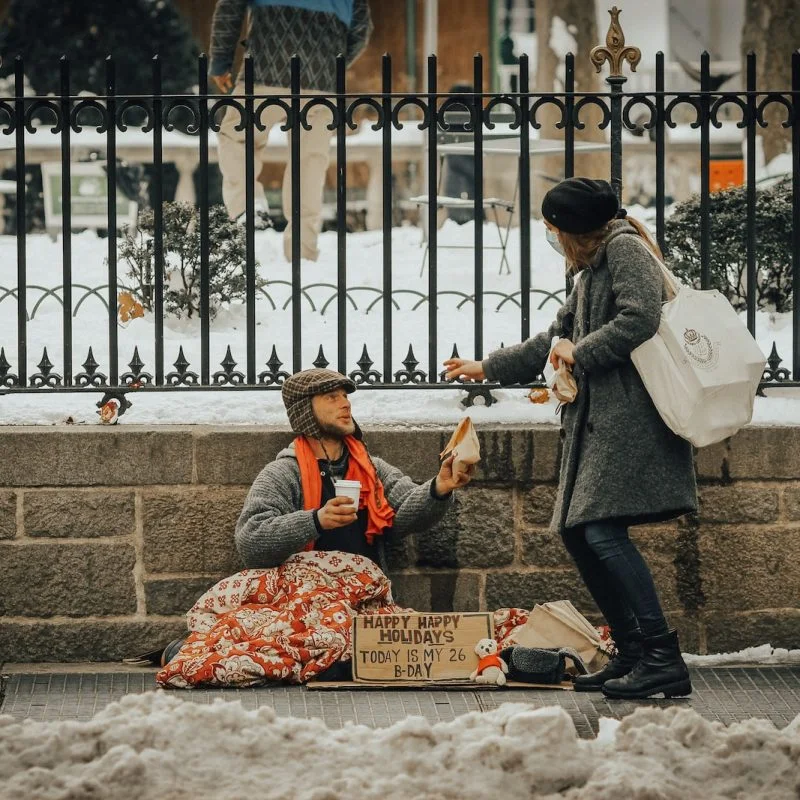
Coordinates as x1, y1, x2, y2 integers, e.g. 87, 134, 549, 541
541, 178, 619, 234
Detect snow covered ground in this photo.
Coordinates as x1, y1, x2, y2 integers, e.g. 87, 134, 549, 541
0, 217, 797, 426
1, 692, 798, 800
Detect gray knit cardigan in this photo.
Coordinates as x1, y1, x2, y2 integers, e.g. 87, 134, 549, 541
235, 443, 453, 568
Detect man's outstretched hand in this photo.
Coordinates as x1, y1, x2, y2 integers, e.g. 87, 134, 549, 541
317, 496, 359, 530
442, 358, 485, 382
435, 454, 475, 496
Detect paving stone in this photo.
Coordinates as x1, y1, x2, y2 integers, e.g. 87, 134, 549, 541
141, 487, 246, 574
520, 484, 557, 526
472, 428, 534, 486
416, 488, 515, 569
361, 429, 445, 483
727, 428, 800, 480
388, 571, 481, 612
532, 427, 561, 483
704, 610, 800, 652
698, 485, 779, 524
783, 487, 800, 521
485, 569, 596, 614
0, 490, 15, 539
668, 614, 702, 654
0, 619, 186, 662
0, 541, 136, 617
416, 505, 459, 568
520, 527, 573, 568
194, 429, 294, 485
643, 556, 683, 613
629, 524, 681, 559
0, 428, 193, 487
24, 489, 135, 538
144, 576, 222, 616
698, 525, 800, 611
453, 488, 515, 568
694, 440, 728, 480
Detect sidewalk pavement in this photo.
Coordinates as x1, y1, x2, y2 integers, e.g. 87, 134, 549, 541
2, 663, 799, 737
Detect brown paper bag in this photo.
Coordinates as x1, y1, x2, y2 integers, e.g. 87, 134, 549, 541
543, 338, 578, 405
440, 416, 481, 478
510, 600, 611, 672
553, 363, 578, 404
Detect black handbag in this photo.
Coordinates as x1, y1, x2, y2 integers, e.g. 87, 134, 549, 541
500, 646, 588, 684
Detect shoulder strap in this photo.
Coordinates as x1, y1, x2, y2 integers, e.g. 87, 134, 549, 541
630, 235, 682, 301
557, 647, 588, 675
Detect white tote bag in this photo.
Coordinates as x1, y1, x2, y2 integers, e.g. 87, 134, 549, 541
630, 243, 767, 448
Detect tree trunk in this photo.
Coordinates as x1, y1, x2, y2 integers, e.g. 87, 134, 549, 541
534, 0, 608, 205
741, 0, 800, 166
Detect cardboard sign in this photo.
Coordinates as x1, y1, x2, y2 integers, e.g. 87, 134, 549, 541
352, 612, 493, 683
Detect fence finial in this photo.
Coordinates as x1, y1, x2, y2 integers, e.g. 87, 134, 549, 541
590, 6, 641, 78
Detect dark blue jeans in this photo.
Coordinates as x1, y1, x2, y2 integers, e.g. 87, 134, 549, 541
561, 520, 669, 640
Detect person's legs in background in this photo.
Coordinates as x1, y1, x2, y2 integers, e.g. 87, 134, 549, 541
218, 83, 283, 223
281, 98, 332, 262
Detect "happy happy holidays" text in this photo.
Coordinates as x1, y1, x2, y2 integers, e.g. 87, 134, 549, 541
360, 614, 463, 645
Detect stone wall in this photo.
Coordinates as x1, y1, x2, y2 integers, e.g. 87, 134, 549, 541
1, 425, 799, 662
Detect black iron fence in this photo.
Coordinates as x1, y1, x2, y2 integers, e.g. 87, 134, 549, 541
1, 18, 799, 412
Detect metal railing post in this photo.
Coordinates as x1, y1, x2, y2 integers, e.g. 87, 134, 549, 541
590, 6, 641, 200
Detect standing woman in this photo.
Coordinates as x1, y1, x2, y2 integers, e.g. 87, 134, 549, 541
444, 178, 697, 699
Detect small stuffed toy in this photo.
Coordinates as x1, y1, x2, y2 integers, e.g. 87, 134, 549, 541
469, 638, 509, 686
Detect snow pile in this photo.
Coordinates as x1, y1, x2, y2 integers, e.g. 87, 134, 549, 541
1, 693, 799, 800
684, 644, 800, 667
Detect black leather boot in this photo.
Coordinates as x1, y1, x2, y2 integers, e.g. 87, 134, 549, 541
602, 629, 692, 699
160, 637, 187, 667
573, 632, 644, 692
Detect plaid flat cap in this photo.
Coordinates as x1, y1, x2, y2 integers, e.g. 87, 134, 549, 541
282, 368, 356, 438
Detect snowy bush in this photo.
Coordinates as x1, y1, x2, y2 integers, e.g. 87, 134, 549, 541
118, 202, 262, 320
664, 179, 793, 312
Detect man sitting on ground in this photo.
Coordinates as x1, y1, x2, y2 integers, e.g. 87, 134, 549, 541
154, 367, 474, 673
235, 368, 473, 572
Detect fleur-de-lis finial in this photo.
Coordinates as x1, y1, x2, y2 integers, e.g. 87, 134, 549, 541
590, 6, 641, 78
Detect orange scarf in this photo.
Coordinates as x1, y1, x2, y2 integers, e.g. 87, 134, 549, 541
295, 435, 395, 548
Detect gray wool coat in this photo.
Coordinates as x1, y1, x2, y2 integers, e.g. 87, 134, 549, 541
483, 220, 697, 534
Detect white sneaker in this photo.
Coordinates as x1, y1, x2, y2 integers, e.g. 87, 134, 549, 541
236, 201, 272, 230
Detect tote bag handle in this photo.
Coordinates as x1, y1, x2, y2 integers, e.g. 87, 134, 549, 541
632, 236, 682, 301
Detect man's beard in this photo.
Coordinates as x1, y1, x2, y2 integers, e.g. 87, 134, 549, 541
318, 419, 355, 438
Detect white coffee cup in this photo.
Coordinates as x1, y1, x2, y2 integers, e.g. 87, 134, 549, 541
334, 479, 361, 506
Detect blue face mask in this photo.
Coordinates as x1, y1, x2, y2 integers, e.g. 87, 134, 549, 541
545, 228, 565, 256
